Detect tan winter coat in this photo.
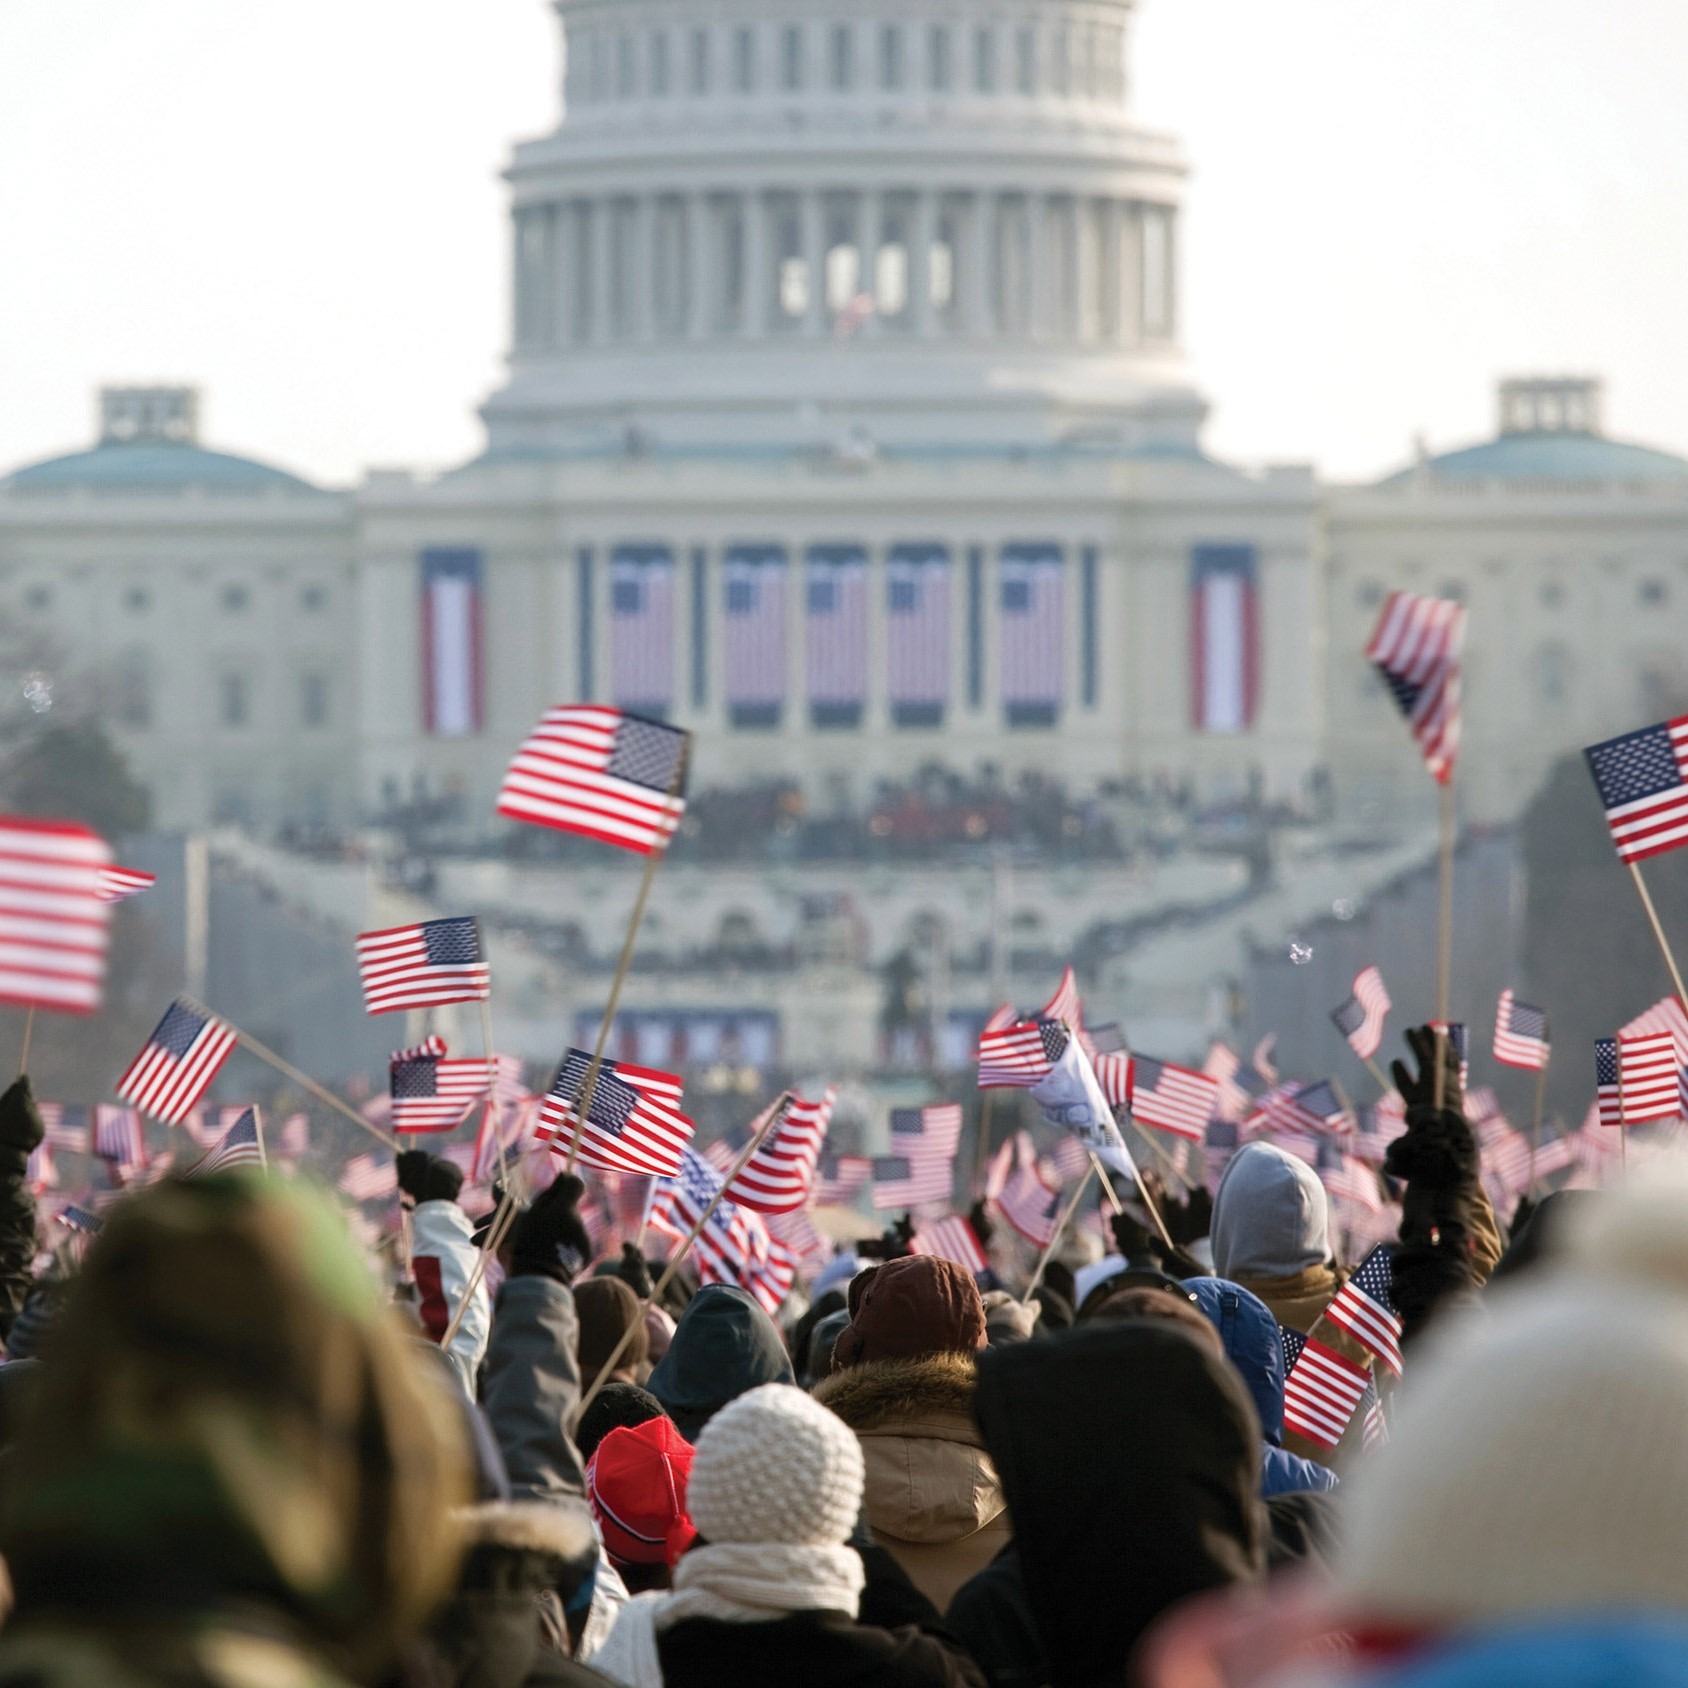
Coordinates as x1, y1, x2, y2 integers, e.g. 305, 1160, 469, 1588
815, 1352, 1011, 1612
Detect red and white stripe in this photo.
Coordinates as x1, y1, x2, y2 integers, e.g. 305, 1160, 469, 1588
354, 919, 491, 1015
96, 864, 155, 903
1130, 1056, 1220, 1142
1622, 995, 1688, 1063
1282, 1337, 1372, 1450
535, 1054, 694, 1177
910, 1215, 988, 1274
1364, 590, 1465, 785
1618, 1030, 1681, 1124
116, 1002, 237, 1125
0, 817, 112, 1014
724, 1089, 836, 1214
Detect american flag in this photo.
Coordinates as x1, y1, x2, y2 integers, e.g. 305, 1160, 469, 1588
978, 1019, 1068, 1089
117, 1000, 237, 1124
1282, 1334, 1372, 1451
981, 1133, 1017, 1202
38, 1103, 89, 1153
1429, 1021, 1470, 1094
650, 1148, 797, 1314
469, 1099, 509, 1186
1360, 1379, 1389, 1451
996, 1159, 1063, 1246
1048, 1133, 1091, 1185
495, 705, 689, 856
1364, 590, 1464, 784
723, 547, 788, 721
393, 1033, 449, 1064
340, 1153, 398, 1202
93, 1104, 145, 1173
911, 1215, 988, 1274
1482, 1127, 1536, 1199
26, 1140, 54, 1194
1252, 1033, 1280, 1087
535, 1049, 694, 1176
806, 547, 868, 719
0, 817, 113, 1014
766, 1204, 832, 1269
1352, 1092, 1408, 1165
1493, 989, 1550, 1071
1128, 1055, 1219, 1142
1621, 995, 1688, 1063
814, 1152, 873, 1206
1268, 1080, 1350, 1138
1618, 1030, 1680, 1124
609, 546, 676, 715
1040, 965, 1083, 1029
1093, 1051, 1132, 1108
60, 1203, 103, 1237
1203, 1042, 1250, 1124
999, 546, 1064, 719
1584, 715, 1688, 865
355, 917, 491, 1015
1323, 1244, 1402, 1376
1332, 967, 1391, 1061
1319, 1144, 1384, 1216
886, 546, 951, 723
188, 1106, 265, 1176
390, 1055, 496, 1134
881, 1103, 962, 1207
96, 865, 155, 902
724, 1089, 835, 1214
1595, 1037, 1623, 1128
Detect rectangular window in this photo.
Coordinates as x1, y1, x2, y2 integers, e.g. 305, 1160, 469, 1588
577, 548, 595, 697
1051, 24, 1070, 95
650, 30, 670, 96
616, 32, 636, 96
974, 25, 996, 92
880, 24, 903, 89
301, 670, 329, 728
219, 672, 249, 729
733, 26, 755, 92
1014, 27, 1035, 94
829, 24, 853, 90
928, 25, 951, 91
1081, 546, 1098, 707
781, 24, 803, 89
689, 27, 710, 93
691, 547, 709, 708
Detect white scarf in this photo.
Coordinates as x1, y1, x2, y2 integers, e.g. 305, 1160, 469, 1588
589, 1543, 866, 1688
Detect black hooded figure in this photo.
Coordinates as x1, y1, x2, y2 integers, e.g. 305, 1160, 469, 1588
947, 1321, 1267, 1688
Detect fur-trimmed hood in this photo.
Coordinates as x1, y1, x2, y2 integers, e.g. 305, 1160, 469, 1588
452, 1498, 598, 1564
814, 1350, 980, 1434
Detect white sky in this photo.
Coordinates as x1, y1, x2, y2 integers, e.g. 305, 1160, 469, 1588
2, 0, 1684, 487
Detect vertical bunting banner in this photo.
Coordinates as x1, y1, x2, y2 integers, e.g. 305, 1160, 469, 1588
887, 543, 951, 727
723, 545, 788, 728
1000, 543, 1064, 727
805, 544, 868, 728
1191, 544, 1260, 732
609, 545, 677, 717
420, 549, 485, 736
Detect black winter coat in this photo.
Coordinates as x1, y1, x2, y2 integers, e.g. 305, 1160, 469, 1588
657, 1610, 985, 1688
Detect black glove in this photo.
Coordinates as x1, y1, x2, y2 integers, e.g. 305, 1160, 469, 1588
1161, 1185, 1214, 1248
0, 1077, 43, 1156
508, 1173, 592, 1284
968, 1197, 995, 1251
395, 1149, 464, 1206
1390, 1024, 1466, 1122
613, 1240, 653, 1298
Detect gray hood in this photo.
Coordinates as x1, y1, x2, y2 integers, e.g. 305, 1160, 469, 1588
1211, 1143, 1330, 1279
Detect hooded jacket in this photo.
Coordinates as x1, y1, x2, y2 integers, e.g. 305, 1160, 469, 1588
1211, 1144, 1344, 1333
0, 1175, 468, 1688
1184, 1277, 1339, 1499
645, 1285, 793, 1443
948, 1323, 1266, 1688
815, 1352, 1011, 1611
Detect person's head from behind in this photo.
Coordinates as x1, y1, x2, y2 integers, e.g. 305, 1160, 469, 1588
576, 1379, 668, 1464
1210, 1142, 1331, 1282
830, 1253, 986, 1370
0, 1174, 468, 1679
574, 1275, 650, 1391
587, 1417, 697, 1593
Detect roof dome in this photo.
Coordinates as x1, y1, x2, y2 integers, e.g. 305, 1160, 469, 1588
3, 386, 318, 493
1380, 376, 1688, 487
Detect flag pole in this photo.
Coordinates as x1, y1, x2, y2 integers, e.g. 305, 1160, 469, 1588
254, 1107, 269, 1174
575, 1096, 788, 1423
1026, 1162, 1095, 1298
973, 1090, 997, 1190
180, 997, 396, 1151
1363, 1055, 1391, 1094
1433, 778, 1456, 1113
1628, 862, 1688, 1011
477, 996, 519, 1196
565, 740, 690, 1175
1526, 1048, 1549, 1194
17, 1007, 34, 1077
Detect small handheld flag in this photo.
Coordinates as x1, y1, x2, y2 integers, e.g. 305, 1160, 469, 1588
1282, 1335, 1372, 1451
96, 865, 156, 903
390, 1055, 497, 1134
1364, 591, 1465, 784
650, 1148, 797, 1314
355, 917, 490, 1015
1493, 990, 1550, 1071
0, 816, 114, 1014
1331, 967, 1391, 1062
1322, 1244, 1403, 1377
535, 1050, 694, 1176
978, 1019, 1068, 1089
1128, 1055, 1219, 1142
1618, 1030, 1680, 1125
910, 1215, 988, 1274
188, 1106, 265, 1176
1584, 716, 1688, 866
117, 1000, 237, 1124
724, 1089, 836, 1214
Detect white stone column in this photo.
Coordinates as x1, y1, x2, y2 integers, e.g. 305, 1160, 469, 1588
551, 203, 573, 346
1027, 193, 1050, 340
687, 193, 711, 339
801, 189, 826, 335
858, 188, 881, 334
1100, 198, 1122, 342
911, 190, 937, 336
966, 190, 993, 337
1076, 197, 1100, 342
742, 189, 768, 338
590, 198, 613, 344
1118, 202, 1143, 348
630, 196, 654, 341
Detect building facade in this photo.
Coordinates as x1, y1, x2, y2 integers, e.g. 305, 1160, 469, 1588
2, 9, 1684, 838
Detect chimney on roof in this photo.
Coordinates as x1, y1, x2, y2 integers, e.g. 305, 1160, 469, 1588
1497, 376, 1603, 438
99, 386, 200, 445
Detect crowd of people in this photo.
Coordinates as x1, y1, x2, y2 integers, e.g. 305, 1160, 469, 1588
0, 1024, 1674, 1688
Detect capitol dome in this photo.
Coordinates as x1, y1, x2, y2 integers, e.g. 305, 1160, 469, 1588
482, 0, 1203, 461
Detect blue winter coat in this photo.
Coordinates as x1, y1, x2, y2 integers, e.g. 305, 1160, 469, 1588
1184, 1275, 1339, 1497
1354, 1617, 1688, 1688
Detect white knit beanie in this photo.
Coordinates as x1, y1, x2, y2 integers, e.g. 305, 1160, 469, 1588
686, 1383, 864, 1548
1339, 1162, 1688, 1624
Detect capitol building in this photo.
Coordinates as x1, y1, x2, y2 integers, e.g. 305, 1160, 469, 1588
4, 0, 1687, 1036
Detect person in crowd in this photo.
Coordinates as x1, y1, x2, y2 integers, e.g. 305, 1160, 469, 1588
1210, 1142, 1345, 1336
815, 1254, 1011, 1610
591, 1383, 984, 1688
948, 1320, 1266, 1688
0, 1175, 467, 1688
587, 1418, 697, 1595
644, 1283, 794, 1442
400, 1147, 492, 1396
574, 1277, 650, 1394
980, 1291, 1038, 1346
0, 1079, 43, 1350
577, 1381, 669, 1465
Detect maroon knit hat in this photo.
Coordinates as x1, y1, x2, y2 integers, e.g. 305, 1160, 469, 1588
831, 1254, 987, 1370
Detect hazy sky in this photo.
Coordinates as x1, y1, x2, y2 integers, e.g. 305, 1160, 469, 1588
3, 0, 1684, 487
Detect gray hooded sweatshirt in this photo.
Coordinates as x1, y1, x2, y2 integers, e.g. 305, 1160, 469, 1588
1211, 1142, 1331, 1281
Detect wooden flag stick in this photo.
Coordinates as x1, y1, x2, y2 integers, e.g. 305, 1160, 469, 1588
1122, 1112, 1192, 1196
575, 1096, 788, 1423
1433, 779, 1457, 1113
1363, 1055, 1391, 1094
478, 996, 520, 1198
565, 742, 690, 1175
17, 1007, 34, 1077
181, 998, 396, 1151
1629, 862, 1688, 1012
1026, 1162, 1096, 1298
973, 1090, 997, 1189
1526, 1050, 1549, 1194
